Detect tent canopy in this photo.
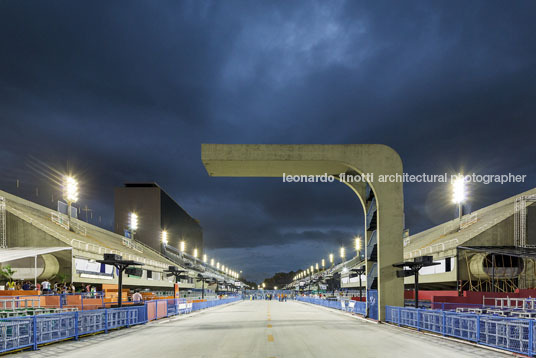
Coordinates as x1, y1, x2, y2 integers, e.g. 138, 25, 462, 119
0, 247, 72, 263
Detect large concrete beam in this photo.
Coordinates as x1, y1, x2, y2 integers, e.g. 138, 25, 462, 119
201, 144, 404, 320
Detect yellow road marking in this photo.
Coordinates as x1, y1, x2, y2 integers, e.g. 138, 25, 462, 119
268, 334, 274, 342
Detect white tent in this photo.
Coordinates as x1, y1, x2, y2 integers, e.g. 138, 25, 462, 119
0, 247, 72, 285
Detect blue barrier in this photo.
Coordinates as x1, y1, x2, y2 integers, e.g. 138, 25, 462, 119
0, 296, 239, 354
385, 306, 534, 356
296, 297, 368, 316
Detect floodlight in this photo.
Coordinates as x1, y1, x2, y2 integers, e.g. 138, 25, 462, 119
203, 254, 207, 263
161, 230, 168, 245
452, 176, 466, 204
329, 253, 334, 264
63, 176, 79, 203
193, 248, 198, 258
180, 241, 185, 252
129, 212, 138, 231
355, 236, 362, 252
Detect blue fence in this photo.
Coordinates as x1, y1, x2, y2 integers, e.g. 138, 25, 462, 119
0, 296, 240, 354
296, 297, 367, 316
385, 306, 535, 356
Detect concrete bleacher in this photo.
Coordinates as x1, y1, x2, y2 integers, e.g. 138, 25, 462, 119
403, 187, 536, 260
2, 190, 174, 270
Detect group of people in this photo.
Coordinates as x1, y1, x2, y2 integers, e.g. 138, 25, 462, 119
4, 279, 98, 295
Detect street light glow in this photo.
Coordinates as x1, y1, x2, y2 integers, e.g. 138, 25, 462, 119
329, 253, 334, 264
180, 241, 185, 252
203, 254, 207, 263
63, 176, 79, 203
193, 248, 198, 258
452, 175, 466, 204
321, 259, 325, 268
161, 230, 168, 245
129, 212, 138, 231
340, 246, 345, 259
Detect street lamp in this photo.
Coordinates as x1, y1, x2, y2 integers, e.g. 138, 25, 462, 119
315, 263, 319, 271
321, 259, 325, 269
452, 175, 466, 223
211, 258, 215, 266
161, 230, 168, 245
216, 262, 220, 269
128, 212, 138, 240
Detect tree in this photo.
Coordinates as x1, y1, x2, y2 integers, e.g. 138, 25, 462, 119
0, 264, 16, 284
54, 272, 68, 284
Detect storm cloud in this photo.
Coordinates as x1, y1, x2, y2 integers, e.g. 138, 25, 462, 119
1, 1, 535, 281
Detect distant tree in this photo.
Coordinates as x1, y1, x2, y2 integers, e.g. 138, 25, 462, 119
0, 264, 16, 283
54, 272, 68, 284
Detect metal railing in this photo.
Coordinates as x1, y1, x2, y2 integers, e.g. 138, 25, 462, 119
295, 296, 367, 316
385, 306, 534, 356
0, 296, 240, 354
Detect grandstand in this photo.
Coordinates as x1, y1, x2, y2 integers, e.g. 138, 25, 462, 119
288, 187, 536, 294
0, 190, 237, 291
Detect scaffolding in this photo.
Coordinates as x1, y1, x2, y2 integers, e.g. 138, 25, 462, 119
514, 194, 536, 248
0, 197, 6, 248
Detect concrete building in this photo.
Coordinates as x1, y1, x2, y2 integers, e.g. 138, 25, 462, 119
114, 183, 203, 256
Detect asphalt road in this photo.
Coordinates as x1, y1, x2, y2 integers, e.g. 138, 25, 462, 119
17, 300, 510, 358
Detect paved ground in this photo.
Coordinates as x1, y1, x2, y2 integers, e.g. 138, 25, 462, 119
16, 300, 511, 358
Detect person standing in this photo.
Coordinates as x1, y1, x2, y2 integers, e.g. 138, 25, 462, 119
41, 279, 51, 293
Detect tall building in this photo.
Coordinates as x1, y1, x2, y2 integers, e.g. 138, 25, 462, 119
114, 183, 203, 255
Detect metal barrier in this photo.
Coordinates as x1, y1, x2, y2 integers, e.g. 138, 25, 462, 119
296, 297, 367, 315
0, 296, 239, 354
0, 305, 145, 353
385, 306, 534, 356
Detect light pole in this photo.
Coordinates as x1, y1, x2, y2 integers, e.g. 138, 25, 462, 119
62, 176, 78, 230
340, 247, 346, 264
329, 253, 334, 267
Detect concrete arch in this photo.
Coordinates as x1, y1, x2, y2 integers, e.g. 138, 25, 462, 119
201, 144, 404, 320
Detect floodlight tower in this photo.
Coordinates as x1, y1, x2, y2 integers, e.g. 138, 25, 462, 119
63, 176, 79, 230
329, 253, 334, 267
128, 212, 138, 240
452, 175, 466, 228
161, 230, 168, 245
355, 236, 362, 258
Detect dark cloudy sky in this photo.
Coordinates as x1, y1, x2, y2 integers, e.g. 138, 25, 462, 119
1, 1, 535, 282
